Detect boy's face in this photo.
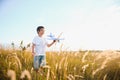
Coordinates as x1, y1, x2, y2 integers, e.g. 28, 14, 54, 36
38, 28, 45, 35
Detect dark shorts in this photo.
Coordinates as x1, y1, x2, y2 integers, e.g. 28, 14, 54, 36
33, 55, 46, 70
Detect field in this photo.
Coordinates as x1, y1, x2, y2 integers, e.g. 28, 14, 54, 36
0, 43, 120, 80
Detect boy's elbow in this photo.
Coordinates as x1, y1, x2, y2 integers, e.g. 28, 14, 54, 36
32, 44, 35, 48
32, 43, 35, 46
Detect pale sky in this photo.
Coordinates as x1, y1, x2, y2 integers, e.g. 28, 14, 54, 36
0, 0, 120, 50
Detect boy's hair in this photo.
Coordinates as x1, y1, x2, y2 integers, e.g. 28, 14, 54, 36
36, 26, 44, 33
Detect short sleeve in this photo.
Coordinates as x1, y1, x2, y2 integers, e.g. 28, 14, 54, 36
32, 37, 36, 44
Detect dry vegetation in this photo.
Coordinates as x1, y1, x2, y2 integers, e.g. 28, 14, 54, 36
0, 42, 120, 80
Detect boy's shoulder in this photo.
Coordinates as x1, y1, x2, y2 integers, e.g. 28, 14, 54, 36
33, 36, 39, 40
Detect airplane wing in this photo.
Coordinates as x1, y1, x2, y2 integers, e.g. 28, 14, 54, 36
58, 38, 64, 40
47, 37, 64, 40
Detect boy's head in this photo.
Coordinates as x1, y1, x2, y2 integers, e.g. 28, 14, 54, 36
37, 26, 45, 36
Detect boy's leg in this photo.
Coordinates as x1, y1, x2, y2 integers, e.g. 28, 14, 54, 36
37, 55, 46, 67
39, 55, 46, 72
33, 56, 39, 72
39, 55, 46, 67
43, 55, 46, 66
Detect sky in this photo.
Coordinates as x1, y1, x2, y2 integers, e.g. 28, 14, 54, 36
0, 0, 120, 50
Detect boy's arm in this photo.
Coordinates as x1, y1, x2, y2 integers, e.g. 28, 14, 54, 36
32, 43, 35, 56
47, 40, 56, 47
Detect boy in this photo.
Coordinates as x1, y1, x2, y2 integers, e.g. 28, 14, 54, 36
32, 26, 56, 71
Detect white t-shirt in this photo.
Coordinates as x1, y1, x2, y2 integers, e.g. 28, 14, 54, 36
32, 36, 48, 56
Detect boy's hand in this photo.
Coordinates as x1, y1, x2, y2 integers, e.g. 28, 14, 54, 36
47, 40, 57, 47
32, 52, 35, 56
53, 40, 57, 43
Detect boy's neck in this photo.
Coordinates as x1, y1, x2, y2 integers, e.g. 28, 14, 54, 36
38, 34, 42, 37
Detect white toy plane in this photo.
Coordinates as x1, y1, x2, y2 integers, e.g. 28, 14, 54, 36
47, 33, 64, 42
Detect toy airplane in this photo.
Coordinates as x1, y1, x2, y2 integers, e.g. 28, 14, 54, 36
47, 33, 64, 42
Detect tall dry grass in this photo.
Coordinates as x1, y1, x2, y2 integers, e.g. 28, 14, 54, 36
0, 42, 120, 80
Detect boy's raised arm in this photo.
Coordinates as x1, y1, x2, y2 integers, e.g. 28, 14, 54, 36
47, 40, 56, 47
